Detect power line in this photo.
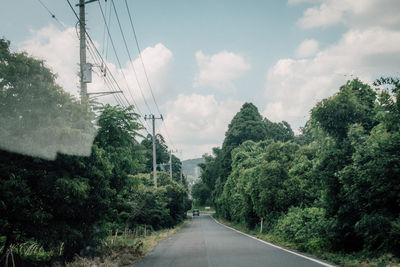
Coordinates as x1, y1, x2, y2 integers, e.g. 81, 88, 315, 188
65, 0, 151, 134
86, 41, 126, 106
96, 1, 154, 123
66, 0, 130, 107
86, 40, 151, 134
124, 0, 161, 116
86, 40, 152, 135
108, 0, 154, 116
37, 0, 66, 28
38, 0, 150, 135
39, 0, 170, 143
162, 123, 177, 151
124, 0, 178, 151
96, 1, 152, 130
100, 0, 108, 58
73, 20, 127, 107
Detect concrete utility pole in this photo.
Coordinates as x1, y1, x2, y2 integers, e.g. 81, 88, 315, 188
145, 114, 163, 187
79, 0, 87, 103
169, 150, 178, 180
179, 150, 183, 184
77, 0, 99, 103
169, 151, 172, 179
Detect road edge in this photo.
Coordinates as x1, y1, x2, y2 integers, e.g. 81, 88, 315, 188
209, 215, 336, 267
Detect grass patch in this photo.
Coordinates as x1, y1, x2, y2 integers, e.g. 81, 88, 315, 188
213, 215, 400, 267
1, 220, 190, 266
63, 220, 190, 267
0, 240, 54, 266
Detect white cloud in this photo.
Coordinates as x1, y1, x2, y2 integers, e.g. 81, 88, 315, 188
296, 0, 400, 29
123, 43, 173, 104
19, 25, 173, 108
295, 39, 319, 58
19, 26, 80, 96
160, 93, 242, 159
263, 27, 400, 131
19, 25, 246, 160
194, 50, 250, 91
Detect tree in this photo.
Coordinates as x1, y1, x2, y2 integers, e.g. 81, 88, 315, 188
199, 147, 223, 196
337, 78, 400, 253
95, 104, 146, 189
0, 39, 112, 260
191, 182, 211, 206
221, 103, 266, 176
308, 78, 400, 252
0, 38, 191, 264
141, 134, 169, 173
170, 154, 184, 183
311, 79, 376, 141
264, 118, 294, 142
128, 172, 190, 229
193, 78, 400, 257
0, 39, 95, 160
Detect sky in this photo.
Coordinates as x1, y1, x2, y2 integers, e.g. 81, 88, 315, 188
2, 0, 400, 160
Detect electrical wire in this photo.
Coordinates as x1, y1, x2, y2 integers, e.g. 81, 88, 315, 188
86, 41, 126, 107
87, 40, 151, 135
124, 0, 162, 116
96, 2, 153, 120
38, 0, 150, 135
123, 0, 178, 151
162, 123, 177, 151
97, 1, 152, 130
100, 0, 108, 58
108, 0, 154, 117
73, 20, 127, 108
37, 0, 67, 28
65, 0, 151, 134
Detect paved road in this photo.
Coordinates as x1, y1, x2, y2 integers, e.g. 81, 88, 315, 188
133, 214, 334, 267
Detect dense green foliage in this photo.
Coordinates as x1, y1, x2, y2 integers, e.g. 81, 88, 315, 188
0, 39, 189, 264
191, 181, 211, 206
199, 79, 400, 258
193, 103, 296, 214
141, 134, 186, 184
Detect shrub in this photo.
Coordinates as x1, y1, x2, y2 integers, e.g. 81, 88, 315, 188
273, 207, 333, 252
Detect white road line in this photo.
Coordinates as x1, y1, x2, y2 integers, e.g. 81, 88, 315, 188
209, 215, 336, 267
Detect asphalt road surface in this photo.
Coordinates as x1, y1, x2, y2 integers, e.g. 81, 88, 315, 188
132, 214, 334, 267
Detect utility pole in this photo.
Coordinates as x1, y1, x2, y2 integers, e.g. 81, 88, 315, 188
145, 114, 163, 187
77, 0, 101, 103
169, 150, 178, 180
179, 150, 183, 184
79, 0, 87, 103
169, 151, 172, 179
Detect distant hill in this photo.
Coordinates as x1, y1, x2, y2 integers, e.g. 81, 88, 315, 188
182, 158, 204, 178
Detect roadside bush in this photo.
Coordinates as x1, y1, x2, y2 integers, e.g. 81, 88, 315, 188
128, 172, 189, 230
354, 214, 392, 251
389, 217, 400, 256
273, 207, 333, 252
